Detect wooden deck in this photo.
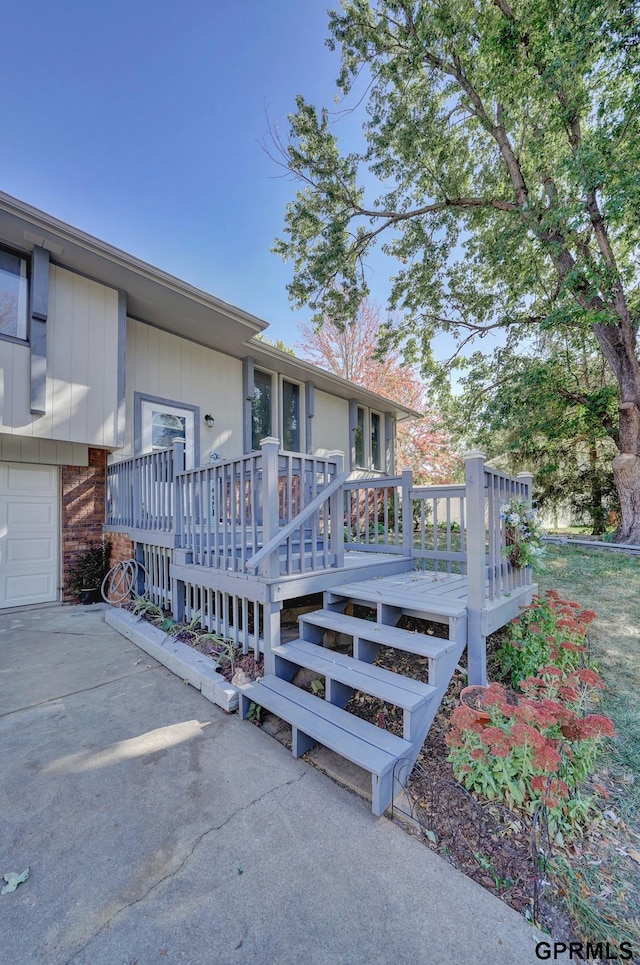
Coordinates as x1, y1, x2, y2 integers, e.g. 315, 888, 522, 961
327, 568, 537, 633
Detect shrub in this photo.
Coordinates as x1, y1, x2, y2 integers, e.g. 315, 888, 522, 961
497, 591, 598, 688
446, 680, 614, 835
65, 540, 112, 596
447, 592, 614, 838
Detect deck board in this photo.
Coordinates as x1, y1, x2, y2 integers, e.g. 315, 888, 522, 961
330, 569, 534, 624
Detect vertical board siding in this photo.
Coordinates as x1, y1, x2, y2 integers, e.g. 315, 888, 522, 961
0, 267, 119, 447
312, 390, 350, 459
124, 319, 243, 463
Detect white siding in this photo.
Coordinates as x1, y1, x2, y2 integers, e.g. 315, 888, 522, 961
312, 390, 350, 459
0, 436, 88, 466
122, 319, 244, 462
0, 266, 120, 448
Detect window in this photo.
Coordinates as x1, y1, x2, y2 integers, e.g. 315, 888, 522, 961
282, 379, 300, 451
140, 399, 196, 468
371, 412, 382, 470
355, 407, 365, 467
351, 401, 390, 472
0, 247, 28, 340
252, 369, 272, 450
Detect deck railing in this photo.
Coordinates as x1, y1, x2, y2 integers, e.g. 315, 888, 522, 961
106, 445, 178, 532
246, 459, 348, 578
105, 438, 341, 574
175, 449, 264, 570
343, 475, 405, 553
343, 473, 468, 574
410, 483, 468, 574
106, 443, 534, 608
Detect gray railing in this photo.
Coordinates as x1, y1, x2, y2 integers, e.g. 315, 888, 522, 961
246, 461, 348, 578
174, 438, 343, 574
410, 483, 467, 574
175, 449, 264, 570
106, 444, 179, 532
343, 473, 467, 574
343, 474, 406, 553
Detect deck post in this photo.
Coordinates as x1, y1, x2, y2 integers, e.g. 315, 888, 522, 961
259, 438, 281, 579
401, 469, 413, 558
262, 598, 282, 676
328, 450, 345, 568
517, 472, 534, 589
133, 461, 142, 529
465, 450, 487, 685
172, 441, 185, 546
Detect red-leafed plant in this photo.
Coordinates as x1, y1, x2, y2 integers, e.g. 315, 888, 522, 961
447, 592, 614, 837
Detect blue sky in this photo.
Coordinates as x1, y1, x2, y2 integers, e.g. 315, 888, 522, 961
2, 1, 360, 345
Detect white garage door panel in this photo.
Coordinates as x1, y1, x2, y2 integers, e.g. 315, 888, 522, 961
6, 500, 55, 527
7, 466, 57, 491
6, 573, 56, 602
6, 538, 55, 563
0, 462, 59, 608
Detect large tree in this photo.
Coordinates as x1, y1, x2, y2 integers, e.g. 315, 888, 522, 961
273, 0, 640, 541
459, 329, 619, 533
298, 301, 460, 483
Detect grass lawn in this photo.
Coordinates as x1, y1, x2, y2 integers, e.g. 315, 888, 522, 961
536, 544, 640, 949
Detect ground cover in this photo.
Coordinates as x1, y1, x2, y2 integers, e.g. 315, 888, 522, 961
341, 545, 640, 950
120, 545, 639, 950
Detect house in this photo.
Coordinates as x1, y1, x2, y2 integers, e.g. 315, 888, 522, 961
0, 190, 415, 609
0, 191, 536, 815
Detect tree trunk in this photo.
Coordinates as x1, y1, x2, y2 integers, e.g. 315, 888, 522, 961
612, 400, 640, 543
613, 453, 640, 544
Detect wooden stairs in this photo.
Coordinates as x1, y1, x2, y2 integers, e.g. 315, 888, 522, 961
239, 580, 467, 815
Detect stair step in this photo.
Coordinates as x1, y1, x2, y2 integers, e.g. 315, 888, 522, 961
239, 675, 411, 815
329, 585, 467, 620
273, 640, 436, 711
299, 609, 455, 659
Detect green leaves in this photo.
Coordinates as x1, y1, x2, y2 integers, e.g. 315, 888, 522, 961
273, 0, 638, 359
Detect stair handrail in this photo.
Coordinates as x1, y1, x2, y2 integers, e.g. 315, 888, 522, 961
245, 469, 351, 575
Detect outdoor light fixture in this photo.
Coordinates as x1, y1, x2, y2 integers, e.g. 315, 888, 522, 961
204, 413, 215, 428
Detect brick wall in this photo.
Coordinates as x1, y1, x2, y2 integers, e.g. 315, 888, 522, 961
61, 448, 107, 601
109, 532, 135, 567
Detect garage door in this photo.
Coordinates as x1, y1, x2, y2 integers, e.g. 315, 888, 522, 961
0, 462, 59, 608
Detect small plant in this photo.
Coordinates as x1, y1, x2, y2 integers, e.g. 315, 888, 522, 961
213, 637, 238, 676
500, 498, 545, 569
246, 701, 262, 723
131, 594, 163, 620
65, 540, 112, 598
498, 591, 598, 688
474, 852, 518, 893
310, 677, 325, 696
174, 610, 203, 642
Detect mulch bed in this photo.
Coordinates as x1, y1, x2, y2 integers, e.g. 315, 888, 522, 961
336, 610, 578, 939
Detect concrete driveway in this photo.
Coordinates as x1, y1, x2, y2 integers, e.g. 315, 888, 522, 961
0, 605, 544, 964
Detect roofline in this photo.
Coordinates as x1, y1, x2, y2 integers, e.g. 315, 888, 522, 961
248, 338, 422, 421
0, 191, 420, 420
0, 191, 268, 336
